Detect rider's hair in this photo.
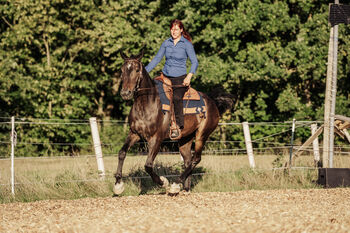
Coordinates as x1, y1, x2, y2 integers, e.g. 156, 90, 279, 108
170, 19, 192, 42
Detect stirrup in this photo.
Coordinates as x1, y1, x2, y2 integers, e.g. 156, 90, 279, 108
170, 126, 182, 140
171, 129, 179, 138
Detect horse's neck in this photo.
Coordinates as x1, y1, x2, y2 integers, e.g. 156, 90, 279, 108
140, 71, 155, 89
132, 70, 162, 116
134, 70, 158, 102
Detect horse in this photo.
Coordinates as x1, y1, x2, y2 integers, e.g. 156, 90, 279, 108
114, 50, 233, 195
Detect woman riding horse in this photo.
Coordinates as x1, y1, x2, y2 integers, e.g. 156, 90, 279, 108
115, 48, 233, 195
145, 19, 198, 139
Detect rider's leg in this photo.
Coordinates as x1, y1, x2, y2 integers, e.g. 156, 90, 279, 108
171, 75, 187, 129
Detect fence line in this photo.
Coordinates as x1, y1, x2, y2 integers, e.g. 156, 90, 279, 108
1, 116, 321, 124
0, 139, 327, 147
1, 116, 319, 123
0, 118, 345, 157
3, 143, 349, 160
1, 118, 349, 159
2, 116, 349, 196
0, 116, 125, 122
0, 119, 317, 147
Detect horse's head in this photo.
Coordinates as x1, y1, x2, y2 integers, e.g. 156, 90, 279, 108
120, 50, 144, 100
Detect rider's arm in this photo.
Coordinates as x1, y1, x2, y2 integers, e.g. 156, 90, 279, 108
145, 41, 166, 73
185, 41, 198, 75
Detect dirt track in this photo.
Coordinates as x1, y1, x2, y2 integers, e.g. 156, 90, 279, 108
1, 188, 350, 233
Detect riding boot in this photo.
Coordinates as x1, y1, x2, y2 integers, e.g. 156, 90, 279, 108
171, 76, 187, 128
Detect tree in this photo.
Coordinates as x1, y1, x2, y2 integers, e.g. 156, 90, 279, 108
1, 0, 350, 156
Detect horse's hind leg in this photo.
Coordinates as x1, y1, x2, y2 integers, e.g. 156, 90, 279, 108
179, 135, 194, 191
178, 133, 209, 186
168, 137, 205, 195
144, 136, 165, 186
114, 131, 140, 194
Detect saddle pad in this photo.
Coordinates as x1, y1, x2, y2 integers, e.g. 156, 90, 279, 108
184, 87, 201, 100
154, 79, 206, 115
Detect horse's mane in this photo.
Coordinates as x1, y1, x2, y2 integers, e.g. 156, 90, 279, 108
135, 61, 156, 87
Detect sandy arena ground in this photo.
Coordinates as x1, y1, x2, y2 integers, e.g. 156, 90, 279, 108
1, 188, 350, 233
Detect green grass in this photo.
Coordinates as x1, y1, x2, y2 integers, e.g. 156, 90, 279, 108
1, 154, 349, 203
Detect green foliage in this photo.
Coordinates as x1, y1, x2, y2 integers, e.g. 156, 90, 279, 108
1, 0, 350, 156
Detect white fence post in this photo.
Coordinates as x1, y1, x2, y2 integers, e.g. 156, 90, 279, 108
242, 122, 255, 169
10, 116, 16, 195
89, 117, 105, 179
311, 124, 320, 165
289, 118, 296, 167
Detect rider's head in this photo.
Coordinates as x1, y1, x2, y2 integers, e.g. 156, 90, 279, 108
170, 19, 192, 42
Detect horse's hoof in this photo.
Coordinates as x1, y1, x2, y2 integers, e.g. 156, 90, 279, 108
160, 176, 169, 188
181, 190, 191, 195
113, 181, 125, 195
168, 183, 181, 196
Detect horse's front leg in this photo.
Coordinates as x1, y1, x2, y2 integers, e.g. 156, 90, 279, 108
144, 136, 168, 188
114, 131, 140, 195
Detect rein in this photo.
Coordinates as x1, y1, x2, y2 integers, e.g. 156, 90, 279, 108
137, 84, 187, 95
123, 58, 187, 95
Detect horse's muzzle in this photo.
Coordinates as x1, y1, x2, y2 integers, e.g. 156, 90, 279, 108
120, 89, 134, 100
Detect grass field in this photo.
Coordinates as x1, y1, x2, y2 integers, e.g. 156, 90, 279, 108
1, 153, 350, 203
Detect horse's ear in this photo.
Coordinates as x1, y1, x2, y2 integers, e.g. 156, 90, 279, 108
120, 51, 128, 60
135, 49, 144, 61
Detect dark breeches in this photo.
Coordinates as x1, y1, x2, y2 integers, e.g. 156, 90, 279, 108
168, 75, 188, 128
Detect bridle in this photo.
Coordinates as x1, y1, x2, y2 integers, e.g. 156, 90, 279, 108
122, 58, 188, 95
122, 58, 154, 93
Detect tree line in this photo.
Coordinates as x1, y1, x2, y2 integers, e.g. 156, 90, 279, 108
1, 0, 350, 156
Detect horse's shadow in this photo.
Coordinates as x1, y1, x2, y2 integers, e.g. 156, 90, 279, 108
126, 161, 207, 195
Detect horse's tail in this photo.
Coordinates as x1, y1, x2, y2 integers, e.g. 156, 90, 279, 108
207, 86, 235, 116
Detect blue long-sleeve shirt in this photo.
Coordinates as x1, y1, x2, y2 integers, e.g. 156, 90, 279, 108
145, 36, 198, 77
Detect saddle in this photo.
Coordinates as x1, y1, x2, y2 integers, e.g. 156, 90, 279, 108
154, 73, 201, 101
154, 73, 202, 140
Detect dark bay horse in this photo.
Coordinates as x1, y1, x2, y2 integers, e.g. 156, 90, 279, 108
114, 50, 233, 195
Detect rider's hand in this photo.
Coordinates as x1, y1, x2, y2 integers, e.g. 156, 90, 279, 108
183, 73, 193, 86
